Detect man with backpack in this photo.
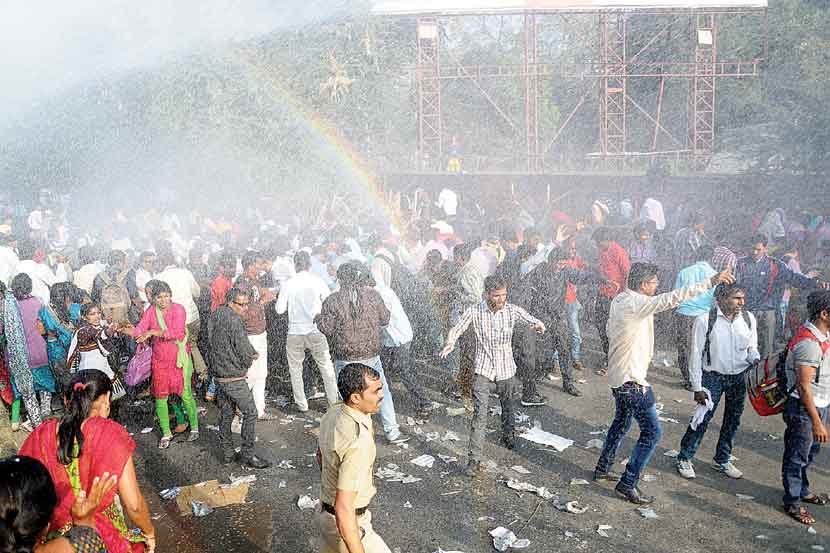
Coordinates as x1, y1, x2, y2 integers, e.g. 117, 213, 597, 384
91, 249, 138, 325
780, 290, 830, 525
675, 283, 758, 480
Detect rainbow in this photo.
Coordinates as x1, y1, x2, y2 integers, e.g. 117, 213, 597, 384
232, 49, 401, 231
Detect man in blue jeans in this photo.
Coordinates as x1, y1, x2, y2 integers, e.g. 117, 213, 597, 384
676, 283, 758, 480
593, 262, 733, 504
781, 290, 830, 525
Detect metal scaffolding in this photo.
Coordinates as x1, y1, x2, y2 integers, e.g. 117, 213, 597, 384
374, 2, 766, 173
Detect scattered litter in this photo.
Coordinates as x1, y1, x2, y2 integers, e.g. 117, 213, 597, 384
410, 454, 436, 469
159, 487, 181, 500
412, 427, 424, 435
638, 507, 658, 519
674, 399, 684, 403
441, 490, 462, 496
658, 417, 680, 424
442, 430, 461, 441
297, 495, 319, 510
140, 427, 153, 434
811, 546, 824, 551
227, 474, 256, 488
489, 405, 502, 416
175, 480, 249, 515
729, 455, 739, 461
276, 460, 295, 469
519, 426, 573, 452
547, 374, 561, 381
438, 454, 458, 464
375, 464, 422, 483
767, 434, 779, 440
483, 460, 500, 473
489, 527, 530, 551
642, 474, 657, 482
514, 412, 530, 424
755, 535, 768, 540
406, 416, 425, 426
663, 450, 679, 458
132, 400, 148, 406
654, 403, 664, 412
586, 439, 604, 450
577, 379, 587, 384
425, 431, 440, 442
553, 500, 588, 514
589, 430, 605, 435
596, 525, 613, 538
505, 479, 554, 500
278, 481, 286, 488
205, 424, 220, 432
446, 407, 467, 416
735, 493, 755, 500
511, 465, 531, 474
570, 478, 590, 486
191, 501, 213, 517
563, 531, 575, 538
478, 516, 495, 521
432, 549, 465, 553
404, 501, 413, 508
808, 526, 817, 535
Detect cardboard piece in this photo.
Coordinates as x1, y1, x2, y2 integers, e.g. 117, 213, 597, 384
175, 480, 250, 516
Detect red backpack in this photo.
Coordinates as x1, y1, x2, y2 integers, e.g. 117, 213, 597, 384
746, 325, 828, 416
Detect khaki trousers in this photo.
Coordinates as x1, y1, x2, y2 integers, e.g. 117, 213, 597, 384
317, 509, 391, 553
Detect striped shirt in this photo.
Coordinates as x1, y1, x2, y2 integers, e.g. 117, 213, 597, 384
445, 302, 541, 381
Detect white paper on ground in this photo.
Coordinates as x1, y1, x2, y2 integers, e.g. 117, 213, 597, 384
586, 439, 604, 449
663, 450, 679, 457
597, 525, 613, 537
442, 430, 461, 441
297, 495, 319, 510
511, 465, 531, 474
519, 427, 574, 452
410, 454, 436, 469
505, 479, 554, 500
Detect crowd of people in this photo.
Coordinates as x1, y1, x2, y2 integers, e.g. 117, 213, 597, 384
2, 186, 830, 551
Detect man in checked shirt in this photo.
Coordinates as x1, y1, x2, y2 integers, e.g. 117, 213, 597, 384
440, 273, 546, 477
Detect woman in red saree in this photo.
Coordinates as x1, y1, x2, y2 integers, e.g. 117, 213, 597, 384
19, 370, 156, 553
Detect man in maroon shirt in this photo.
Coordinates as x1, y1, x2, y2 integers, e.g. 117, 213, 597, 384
592, 227, 630, 374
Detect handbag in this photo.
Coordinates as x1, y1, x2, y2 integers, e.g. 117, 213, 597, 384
125, 343, 152, 387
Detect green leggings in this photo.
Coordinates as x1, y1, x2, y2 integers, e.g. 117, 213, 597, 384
155, 361, 199, 437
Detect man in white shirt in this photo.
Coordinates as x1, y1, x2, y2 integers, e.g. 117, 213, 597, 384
593, 262, 733, 504
72, 246, 104, 295
16, 242, 57, 306
376, 281, 433, 418
676, 283, 758, 480
156, 252, 208, 380
275, 251, 337, 412
436, 187, 458, 218
0, 234, 20, 287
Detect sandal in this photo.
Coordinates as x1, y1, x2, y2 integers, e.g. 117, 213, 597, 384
785, 504, 816, 525
802, 493, 829, 505
173, 423, 189, 434
158, 436, 173, 449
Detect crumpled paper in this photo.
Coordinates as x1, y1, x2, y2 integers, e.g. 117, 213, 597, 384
519, 426, 573, 452
297, 495, 319, 510
505, 479, 555, 500
489, 527, 530, 551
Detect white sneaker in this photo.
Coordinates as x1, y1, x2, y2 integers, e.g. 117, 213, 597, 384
712, 461, 743, 479
308, 390, 326, 401
676, 459, 696, 479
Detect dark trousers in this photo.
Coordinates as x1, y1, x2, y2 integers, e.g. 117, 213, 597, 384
217, 379, 258, 459
514, 316, 572, 399
674, 312, 696, 386
380, 343, 431, 411
456, 328, 476, 397
595, 383, 662, 490
678, 371, 746, 464
782, 398, 829, 507
469, 375, 517, 463
594, 295, 613, 358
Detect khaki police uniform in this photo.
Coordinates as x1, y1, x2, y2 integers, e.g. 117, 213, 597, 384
317, 403, 391, 553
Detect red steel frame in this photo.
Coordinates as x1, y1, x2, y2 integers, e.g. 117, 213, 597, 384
403, 7, 764, 173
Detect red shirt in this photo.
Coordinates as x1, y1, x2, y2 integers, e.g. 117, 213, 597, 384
562, 256, 586, 304
598, 242, 630, 298
210, 274, 233, 313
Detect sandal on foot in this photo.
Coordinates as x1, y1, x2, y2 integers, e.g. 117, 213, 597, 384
802, 493, 829, 505
173, 423, 189, 434
785, 504, 816, 525
158, 436, 173, 449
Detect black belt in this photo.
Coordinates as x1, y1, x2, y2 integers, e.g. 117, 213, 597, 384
322, 502, 367, 516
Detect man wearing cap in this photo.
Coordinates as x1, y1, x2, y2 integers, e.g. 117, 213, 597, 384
317, 363, 392, 553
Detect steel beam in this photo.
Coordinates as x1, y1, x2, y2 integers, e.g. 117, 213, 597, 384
599, 12, 627, 170
417, 17, 442, 171
692, 13, 716, 170
524, 13, 542, 173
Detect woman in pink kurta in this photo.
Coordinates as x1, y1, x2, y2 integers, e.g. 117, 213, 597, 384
120, 280, 199, 448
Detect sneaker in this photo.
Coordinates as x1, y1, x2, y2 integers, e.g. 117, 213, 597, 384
187, 430, 199, 442
712, 461, 743, 479
386, 430, 410, 444
521, 393, 547, 407
676, 459, 696, 479
307, 388, 326, 401
593, 469, 621, 482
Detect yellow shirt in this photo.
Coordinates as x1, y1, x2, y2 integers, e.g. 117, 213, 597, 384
319, 403, 377, 509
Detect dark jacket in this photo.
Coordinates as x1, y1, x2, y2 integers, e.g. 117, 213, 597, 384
317, 286, 390, 361
513, 262, 599, 320
736, 255, 818, 311
208, 306, 257, 379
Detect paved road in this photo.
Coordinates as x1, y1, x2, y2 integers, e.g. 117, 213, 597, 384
4, 350, 829, 553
